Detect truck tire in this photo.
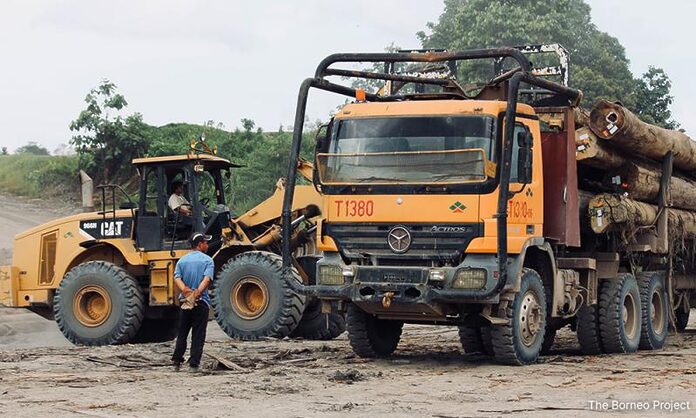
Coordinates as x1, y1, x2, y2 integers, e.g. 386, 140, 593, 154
212, 251, 305, 340
675, 309, 690, 332
458, 326, 493, 355
290, 299, 345, 340
598, 274, 641, 353
346, 304, 403, 358
53, 261, 145, 346
540, 328, 556, 355
490, 269, 547, 365
637, 272, 668, 350
576, 304, 603, 355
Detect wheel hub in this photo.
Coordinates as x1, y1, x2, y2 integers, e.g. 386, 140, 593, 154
651, 288, 665, 335
519, 290, 542, 347
623, 292, 638, 340
231, 276, 269, 320
73, 285, 112, 327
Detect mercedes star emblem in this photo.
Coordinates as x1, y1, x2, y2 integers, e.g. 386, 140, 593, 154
387, 226, 412, 254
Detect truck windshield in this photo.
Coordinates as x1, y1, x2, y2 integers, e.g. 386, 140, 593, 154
317, 115, 496, 185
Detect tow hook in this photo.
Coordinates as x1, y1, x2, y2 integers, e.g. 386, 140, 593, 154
382, 291, 395, 309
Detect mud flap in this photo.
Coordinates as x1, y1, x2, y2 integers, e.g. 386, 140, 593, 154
0, 266, 19, 307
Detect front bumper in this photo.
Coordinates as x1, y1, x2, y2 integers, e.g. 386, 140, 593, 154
315, 254, 505, 310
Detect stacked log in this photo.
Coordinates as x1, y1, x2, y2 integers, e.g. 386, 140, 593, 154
589, 100, 696, 172
576, 101, 696, 235
588, 194, 696, 235
576, 127, 625, 168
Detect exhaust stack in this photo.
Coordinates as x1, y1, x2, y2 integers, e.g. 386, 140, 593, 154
80, 170, 94, 212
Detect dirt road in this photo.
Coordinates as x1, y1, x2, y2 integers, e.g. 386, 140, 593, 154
1, 193, 695, 417
0, 324, 695, 417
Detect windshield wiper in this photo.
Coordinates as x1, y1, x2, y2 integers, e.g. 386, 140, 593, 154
430, 174, 481, 181
354, 176, 406, 183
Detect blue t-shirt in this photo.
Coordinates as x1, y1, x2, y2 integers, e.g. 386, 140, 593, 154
174, 250, 214, 307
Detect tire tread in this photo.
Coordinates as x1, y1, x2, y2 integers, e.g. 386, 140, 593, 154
53, 261, 144, 346
211, 251, 305, 340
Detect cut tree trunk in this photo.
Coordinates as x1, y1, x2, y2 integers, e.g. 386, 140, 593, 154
574, 107, 590, 128
588, 194, 696, 235
604, 162, 696, 210
576, 127, 625, 168
589, 100, 696, 172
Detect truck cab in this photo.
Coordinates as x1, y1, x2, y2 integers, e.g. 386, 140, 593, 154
314, 99, 543, 304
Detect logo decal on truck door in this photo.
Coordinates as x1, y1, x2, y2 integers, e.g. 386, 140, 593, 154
449, 201, 466, 213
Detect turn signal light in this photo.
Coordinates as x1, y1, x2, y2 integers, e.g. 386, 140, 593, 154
355, 88, 366, 102
453, 268, 486, 289
318, 265, 344, 285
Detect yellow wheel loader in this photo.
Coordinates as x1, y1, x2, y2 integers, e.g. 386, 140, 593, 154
0, 150, 344, 345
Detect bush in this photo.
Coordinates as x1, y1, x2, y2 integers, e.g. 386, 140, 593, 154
0, 155, 80, 200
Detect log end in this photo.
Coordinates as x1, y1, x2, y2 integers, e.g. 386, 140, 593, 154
575, 127, 598, 161
589, 100, 625, 140
588, 194, 620, 234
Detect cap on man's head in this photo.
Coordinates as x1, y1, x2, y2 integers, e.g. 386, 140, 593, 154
190, 232, 212, 247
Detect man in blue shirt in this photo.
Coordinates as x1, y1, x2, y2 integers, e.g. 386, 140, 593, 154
172, 232, 214, 372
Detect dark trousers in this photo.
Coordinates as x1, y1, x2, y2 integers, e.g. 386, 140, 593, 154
172, 303, 209, 368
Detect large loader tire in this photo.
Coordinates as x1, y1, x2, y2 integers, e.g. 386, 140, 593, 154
490, 268, 547, 365
637, 272, 668, 350
54, 261, 145, 346
346, 304, 403, 358
212, 252, 305, 340
133, 308, 180, 343
598, 274, 641, 354
290, 299, 345, 340
458, 326, 493, 355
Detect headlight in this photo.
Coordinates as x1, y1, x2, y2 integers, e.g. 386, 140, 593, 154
318, 265, 344, 285
453, 268, 486, 289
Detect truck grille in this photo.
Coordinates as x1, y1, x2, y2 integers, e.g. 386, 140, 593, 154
325, 223, 483, 262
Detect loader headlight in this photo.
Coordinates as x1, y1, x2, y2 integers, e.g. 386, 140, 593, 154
318, 265, 344, 285
453, 268, 487, 289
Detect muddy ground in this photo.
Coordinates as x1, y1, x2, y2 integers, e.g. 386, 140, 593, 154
1, 193, 695, 417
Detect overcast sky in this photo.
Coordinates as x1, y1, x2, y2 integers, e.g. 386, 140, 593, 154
0, 0, 692, 153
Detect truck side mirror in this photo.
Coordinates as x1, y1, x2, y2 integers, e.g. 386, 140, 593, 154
516, 131, 533, 183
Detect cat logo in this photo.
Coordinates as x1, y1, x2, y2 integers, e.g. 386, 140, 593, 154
449, 201, 466, 213
79, 218, 132, 240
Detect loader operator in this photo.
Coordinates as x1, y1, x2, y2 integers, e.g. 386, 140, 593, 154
169, 181, 192, 215
169, 181, 193, 228
172, 232, 214, 372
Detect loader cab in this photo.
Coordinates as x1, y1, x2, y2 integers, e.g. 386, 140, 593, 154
132, 154, 237, 252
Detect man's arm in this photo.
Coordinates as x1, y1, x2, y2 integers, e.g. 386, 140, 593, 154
193, 276, 212, 299
193, 258, 214, 298
169, 195, 192, 216
173, 262, 192, 296
175, 278, 193, 297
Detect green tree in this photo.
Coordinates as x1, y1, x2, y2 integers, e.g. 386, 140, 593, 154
634, 66, 678, 129
416, 0, 668, 112
69, 79, 149, 184
15, 141, 50, 156
2, 147, 9, 155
